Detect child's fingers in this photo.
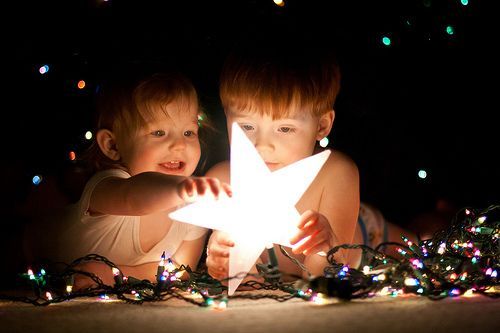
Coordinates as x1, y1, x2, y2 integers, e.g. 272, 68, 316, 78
208, 244, 230, 258
206, 240, 231, 261
207, 267, 227, 282
298, 230, 330, 255
195, 178, 223, 198
179, 178, 203, 202
290, 220, 320, 245
291, 235, 311, 254
185, 178, 195, 197
222, 182, 232, 197
208, 257, 229, 269
206, 255, 228, 280
206, 233, 233, 279
292, 229, 325, 254
289, 229, 308, 246
177, 179, 193, 200
206, 178, 221, 199
296, 210, 318, 229
205, 178, 232, 199
215, 232, 235, 247
193, 178, 206, 196
206, 254, 228, 269
185, 177, 232, 201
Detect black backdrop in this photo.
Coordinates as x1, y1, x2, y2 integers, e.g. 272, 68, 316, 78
3, 0, 499, 230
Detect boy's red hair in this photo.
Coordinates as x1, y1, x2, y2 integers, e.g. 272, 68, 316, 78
220, 37, 341, 119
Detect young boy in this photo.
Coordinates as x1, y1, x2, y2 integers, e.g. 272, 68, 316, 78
205, 35, 415, 281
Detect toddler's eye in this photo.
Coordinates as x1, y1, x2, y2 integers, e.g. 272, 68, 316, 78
184, 130, 196, 137
278, 126, 295, 133
240, 124, 254, 131
151, 130, 165, 137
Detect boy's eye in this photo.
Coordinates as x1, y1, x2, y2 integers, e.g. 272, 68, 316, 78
184, 130, 196, 137
151, 130, 165, 137
278, 126, 295, 133
240, 124, 254, 131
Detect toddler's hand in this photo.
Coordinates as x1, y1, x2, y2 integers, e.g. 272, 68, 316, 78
290, 210, 338, 256
206, 231, 234, 281
177, 177, 232, 203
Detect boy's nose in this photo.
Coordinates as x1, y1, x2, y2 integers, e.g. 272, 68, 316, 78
254, 134, 274, 153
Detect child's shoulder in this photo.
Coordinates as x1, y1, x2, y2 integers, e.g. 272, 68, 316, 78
83, 168, 131, 194
325, 149, 358, 170
87, 168, 130, 183
205, 160, 230, 182
319, 149, 359, 182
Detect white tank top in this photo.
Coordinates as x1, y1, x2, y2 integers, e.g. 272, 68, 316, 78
54, 169, 207, 265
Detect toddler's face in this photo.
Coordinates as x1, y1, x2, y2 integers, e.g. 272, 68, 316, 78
118, 102, 201, 177
226, 109, 321, 171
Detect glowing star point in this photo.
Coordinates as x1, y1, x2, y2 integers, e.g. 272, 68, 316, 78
169, 122, 330, 295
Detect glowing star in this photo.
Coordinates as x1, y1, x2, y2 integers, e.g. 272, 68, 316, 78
169, 123, 330, 295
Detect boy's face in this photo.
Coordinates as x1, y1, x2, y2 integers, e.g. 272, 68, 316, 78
118, 102, 201, 177
226, 109, 327, 171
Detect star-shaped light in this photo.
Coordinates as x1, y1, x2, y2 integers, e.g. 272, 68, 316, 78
169, 123, 330, 295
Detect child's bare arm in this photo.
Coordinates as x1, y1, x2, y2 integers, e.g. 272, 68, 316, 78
90, 172, 229, 216
294, 152, 360, 268
317, 152, 360, 265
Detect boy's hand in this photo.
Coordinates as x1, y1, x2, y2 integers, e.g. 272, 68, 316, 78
177, 177, 232, 203
290, 210, 338, 256
206, 231, 234, 281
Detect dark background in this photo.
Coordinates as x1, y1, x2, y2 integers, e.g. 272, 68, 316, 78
2, 0, 499, 274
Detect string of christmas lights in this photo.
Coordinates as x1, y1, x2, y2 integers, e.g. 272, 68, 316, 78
322, 204, 499, 300
1, 204, 498, 308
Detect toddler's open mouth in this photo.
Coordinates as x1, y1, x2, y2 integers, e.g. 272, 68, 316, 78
160, 160, 185, 173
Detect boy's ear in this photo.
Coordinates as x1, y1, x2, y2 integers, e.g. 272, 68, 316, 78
316, 110, 335, 140
96, 129, 121, 161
